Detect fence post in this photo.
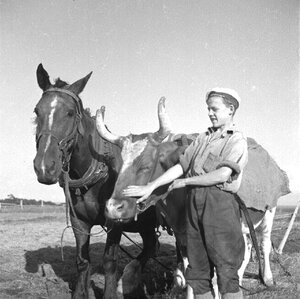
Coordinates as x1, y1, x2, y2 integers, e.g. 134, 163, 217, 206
41, 200, 44, 207
277, 201, 300, 254
20, 199, 23, 210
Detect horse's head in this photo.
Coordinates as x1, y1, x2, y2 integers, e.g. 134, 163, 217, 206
33, 64, 92, 184
95, 98, 181, 223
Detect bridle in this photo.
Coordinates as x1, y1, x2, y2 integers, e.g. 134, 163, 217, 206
36, 87, 83, 171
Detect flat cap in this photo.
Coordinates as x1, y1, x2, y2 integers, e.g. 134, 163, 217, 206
206, 87, 241, 109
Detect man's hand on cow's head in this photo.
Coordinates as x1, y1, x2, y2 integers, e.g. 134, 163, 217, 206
122, 183, 155, 203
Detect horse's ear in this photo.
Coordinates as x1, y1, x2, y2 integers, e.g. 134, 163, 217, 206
36, 63, 51, 91
67, 72, 93, 95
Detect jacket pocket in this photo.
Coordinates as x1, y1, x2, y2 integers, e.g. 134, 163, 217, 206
203, 152, 222, 173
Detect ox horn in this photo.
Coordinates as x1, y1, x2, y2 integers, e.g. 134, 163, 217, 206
156, 97, 172, 140
96, 106, 123, 146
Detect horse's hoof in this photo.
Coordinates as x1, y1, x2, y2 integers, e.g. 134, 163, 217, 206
264, 278, 275, 287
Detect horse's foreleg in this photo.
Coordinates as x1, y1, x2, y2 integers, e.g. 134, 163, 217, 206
260, 207, 276, 286
137, 228, 158, 266
71, 216, 92, 299
103, 227, 122, 299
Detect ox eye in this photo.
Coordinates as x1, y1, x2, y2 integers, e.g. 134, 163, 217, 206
139, 166, 151, 172
67, 110, 75, 117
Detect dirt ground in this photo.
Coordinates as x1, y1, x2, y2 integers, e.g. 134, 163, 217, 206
0, 206, 299, 299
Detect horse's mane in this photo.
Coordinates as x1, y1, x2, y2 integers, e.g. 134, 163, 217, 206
84, 108, 92, 117
54, 78, 69, 88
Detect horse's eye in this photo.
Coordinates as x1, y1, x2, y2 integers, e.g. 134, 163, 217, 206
67, 110, 75, 117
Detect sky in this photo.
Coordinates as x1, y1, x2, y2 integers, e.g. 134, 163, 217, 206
0, 0, 299, 205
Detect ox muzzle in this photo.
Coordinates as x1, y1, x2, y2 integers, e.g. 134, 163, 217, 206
105, 197, 139, 223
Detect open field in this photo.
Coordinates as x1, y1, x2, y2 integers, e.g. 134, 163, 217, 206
0, 205, 299, 299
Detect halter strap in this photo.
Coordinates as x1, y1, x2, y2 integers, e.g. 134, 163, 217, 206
59, 127, 109, 191
37, 87, 83, 172
43, 87, 83, 119
35, 115, 80, 152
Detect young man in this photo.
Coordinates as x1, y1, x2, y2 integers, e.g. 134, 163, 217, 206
123, 88, 248, 299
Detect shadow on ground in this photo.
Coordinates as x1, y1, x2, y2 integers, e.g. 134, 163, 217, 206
24, 241, 178, 298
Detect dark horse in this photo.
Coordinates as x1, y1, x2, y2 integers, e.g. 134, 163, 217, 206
33, 64, 171, 298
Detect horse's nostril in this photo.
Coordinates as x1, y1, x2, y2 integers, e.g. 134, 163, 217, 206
48, 161, 56, 175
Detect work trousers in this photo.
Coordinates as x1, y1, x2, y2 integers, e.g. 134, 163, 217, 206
185, 186, 244, 295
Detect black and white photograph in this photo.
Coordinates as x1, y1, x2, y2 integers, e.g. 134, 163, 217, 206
0, 1, 299, 298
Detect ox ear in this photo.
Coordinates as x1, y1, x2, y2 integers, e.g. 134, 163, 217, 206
159, 143, 187, 170
37, 63, 51, 91
67, 72, 93, 95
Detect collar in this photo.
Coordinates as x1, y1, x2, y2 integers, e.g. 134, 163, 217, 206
206, 123, 238, 138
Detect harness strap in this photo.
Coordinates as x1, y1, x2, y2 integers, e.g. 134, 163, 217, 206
59, 128, 109, 191
63, 171, 76, 226
59, 163, 108, 192
235, 195, 264, 283
43, 88, 83, 118
59, 116, 81, 149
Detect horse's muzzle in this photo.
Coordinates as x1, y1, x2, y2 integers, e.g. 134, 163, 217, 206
33, 154, 61, 185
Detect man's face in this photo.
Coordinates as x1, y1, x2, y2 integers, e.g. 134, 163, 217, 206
207, 96, 233, 129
